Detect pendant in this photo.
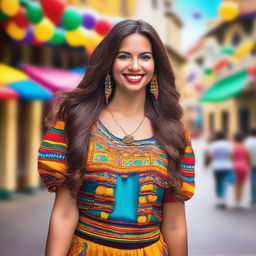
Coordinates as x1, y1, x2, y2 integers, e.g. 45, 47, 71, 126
122, 135, 134, 144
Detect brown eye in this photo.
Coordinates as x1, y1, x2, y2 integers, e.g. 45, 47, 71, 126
141, 55, 151, 60
117, 54, 129, 60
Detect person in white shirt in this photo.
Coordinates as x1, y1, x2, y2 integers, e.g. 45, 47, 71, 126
245, 129, 256, 206
207, 131, 234, 209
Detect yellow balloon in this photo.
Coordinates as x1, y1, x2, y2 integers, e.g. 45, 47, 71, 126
34, 18, 55, 42
235, 41, 254, 57
218, 1, 239, 21
83, 31, 103, 51
0, 0, 20, 16
6, 22, 26, 40
65, 27, 87, 47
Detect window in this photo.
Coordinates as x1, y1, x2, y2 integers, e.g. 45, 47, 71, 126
222, 111, 229, 137
232, 33, 241, 47
195, 57, 204, 66
239, 108, 250, 136
209, 112, 215, 135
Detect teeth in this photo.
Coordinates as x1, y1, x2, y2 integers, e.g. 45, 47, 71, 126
126, 75, 142, 80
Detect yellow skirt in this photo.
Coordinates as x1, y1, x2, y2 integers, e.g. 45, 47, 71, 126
67, 234, 168, 256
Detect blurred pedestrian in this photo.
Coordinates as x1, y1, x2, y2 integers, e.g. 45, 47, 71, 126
37, 19, 195, 256
245, 129, 256, 207
207, 131, 234, 209
232, 133, 250, 208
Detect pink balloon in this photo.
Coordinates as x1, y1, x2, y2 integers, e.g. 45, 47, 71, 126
41, 0, 67, 24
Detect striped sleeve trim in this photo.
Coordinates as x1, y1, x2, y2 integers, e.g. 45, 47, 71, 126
164, 137, 195, 203
38, 120, 68, 193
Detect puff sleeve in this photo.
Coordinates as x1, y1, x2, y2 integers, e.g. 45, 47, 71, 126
164, 134, 195, 203
38, 120, 68, 193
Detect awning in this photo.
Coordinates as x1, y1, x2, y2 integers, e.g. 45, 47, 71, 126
200, 70, 247, 102
0, 63, 53, 100
0, 63, 28, 84
20, 64, 83, 92
9, 80, 52, 100
0, 86, 19, 100
69, 66, 86, 74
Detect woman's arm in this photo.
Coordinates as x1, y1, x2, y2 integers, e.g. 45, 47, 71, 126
45, 187, 79, 256
161, 202, 188, 256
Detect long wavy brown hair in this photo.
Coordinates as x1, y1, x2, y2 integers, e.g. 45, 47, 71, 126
46, 19, 187, 199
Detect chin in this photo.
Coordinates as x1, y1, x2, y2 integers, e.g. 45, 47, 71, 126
123, 83, 147, 93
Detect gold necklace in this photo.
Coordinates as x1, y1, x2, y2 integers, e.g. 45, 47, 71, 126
107, 108, 145, 144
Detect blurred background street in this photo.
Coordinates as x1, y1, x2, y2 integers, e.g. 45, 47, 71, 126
1, 0, 256, 255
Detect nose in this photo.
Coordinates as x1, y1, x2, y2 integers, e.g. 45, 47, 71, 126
128, 57, 141, 72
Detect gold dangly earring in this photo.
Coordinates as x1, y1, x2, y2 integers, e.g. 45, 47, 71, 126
105, 73, 112, 104
150, 74, 159, 99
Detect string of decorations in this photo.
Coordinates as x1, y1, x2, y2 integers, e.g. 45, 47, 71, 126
185, 40, 256, 88
0, 0, 121, 51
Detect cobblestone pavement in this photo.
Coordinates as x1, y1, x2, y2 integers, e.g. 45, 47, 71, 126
0, 137, 255, 256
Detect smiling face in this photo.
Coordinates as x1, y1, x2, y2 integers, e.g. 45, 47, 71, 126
112, 33, 155, 93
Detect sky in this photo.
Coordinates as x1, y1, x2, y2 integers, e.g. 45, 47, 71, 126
174, 0, 221, 51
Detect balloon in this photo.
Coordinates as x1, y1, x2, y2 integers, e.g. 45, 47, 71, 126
221, 46, 234, 55
94, 19, 112, 35
248, 66, 256, 76
6, 22, 26, 40
62, 8, 82, 31
22, 25, 34, 43
0, 10, 9, 22
50, 28, 65, 45
235, 41, 254, 57
83, 31, 103, 50
192, 11, 202, 19
65, 27, 86, 47
186, 72, 197, 82
26, 2, 44, 24
213, 58, 229, 71
0, 0, 20, 17
82, 13, 97, 29
218, 1, 239, 21
34, 18, 55, 42
194, 83, 204, 92
32, 36, 42, 46
41, 0, 67, 24
13, 7, 30, 28
204, 68, 213, 75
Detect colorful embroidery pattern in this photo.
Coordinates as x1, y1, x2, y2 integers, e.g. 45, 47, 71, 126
38, 120, 195, 253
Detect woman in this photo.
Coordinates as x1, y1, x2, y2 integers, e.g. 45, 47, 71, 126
206, 131, 233, 209
233, 133, 250, 207
38, 19, 195, 256
245, 129, 256, 207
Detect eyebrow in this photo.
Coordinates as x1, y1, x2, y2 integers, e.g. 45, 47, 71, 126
117, 51, 153, 55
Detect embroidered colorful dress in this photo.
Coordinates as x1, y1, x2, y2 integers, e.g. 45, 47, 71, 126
38, 120, 195, 256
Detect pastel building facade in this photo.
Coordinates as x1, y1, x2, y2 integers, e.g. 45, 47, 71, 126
186, 1, 256, 140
